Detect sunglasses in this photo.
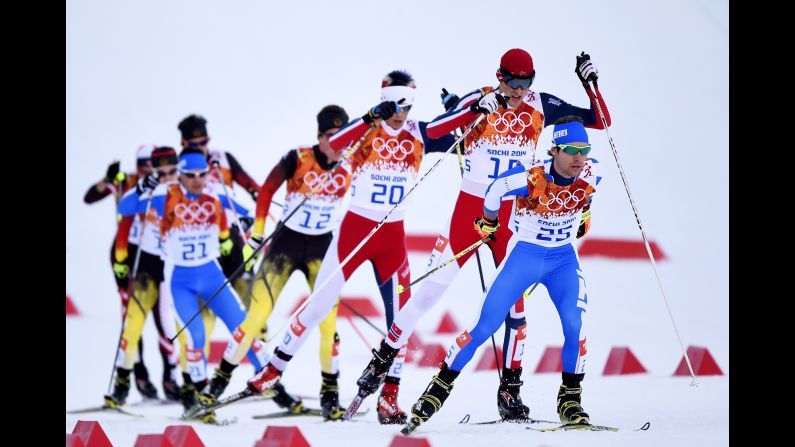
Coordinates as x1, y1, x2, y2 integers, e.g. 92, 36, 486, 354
181, 170, 209, 178
156, 168, 178, 177
186, 137, 210, 148
501, 71, 535, 90
555, 143, 592, 156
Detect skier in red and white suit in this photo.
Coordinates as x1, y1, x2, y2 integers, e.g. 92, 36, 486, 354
247, 70, 455, 424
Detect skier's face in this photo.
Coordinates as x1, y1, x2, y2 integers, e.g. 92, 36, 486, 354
386, 109, 410, 130
318, 128, 341, 162
552, 143, 589, 179
155, 164, 178, 184
180, 169, 208, 194
498, 82, 527, 108
137, 160, 152, 177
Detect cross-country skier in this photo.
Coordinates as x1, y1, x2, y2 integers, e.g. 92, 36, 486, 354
84, 144, 166, 399
354, 49, 610, 420
404, 116, 601, 432
227, 105, 352, 419
118, 148, 268, 423
104, 146, 183, 407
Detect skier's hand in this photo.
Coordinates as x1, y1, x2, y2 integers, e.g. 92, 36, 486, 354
243, 234, 262, 272
104, 161, 121, 184
238, 216, 255, 233
576, 209, 592, 239
135, 174, 159, 194
243, 234, 264, 272
219, 237, 234, 257
113, 262, 129, 280
470, 91, 507, 115
474, 215, 499, 239
362, 100, 400, 125
208, 152, 222, 167
575, 51, 599, 85
440, 88, 460, 112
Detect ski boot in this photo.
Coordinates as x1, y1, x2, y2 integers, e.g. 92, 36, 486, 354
162, 368, 181, 402
377, 381, 407, 424
497, 367, 530, 420
133, 362, 158, 399
247, 363, 283, 394
179, 380, 198, 413
206, 366, 232, 399
320, 372, 345, 420
271, 382, 304, 414
103, 373, 131, 408
557, 373, 589, 424
356, 341, 399, 396
403, 364, 459, 433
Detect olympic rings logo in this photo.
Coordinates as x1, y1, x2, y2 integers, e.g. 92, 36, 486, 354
540, 188, 587, 212
487, 111, 533, 134
174, 201, 216, 223
372, 137, 414, 160
303, 171, 347, 194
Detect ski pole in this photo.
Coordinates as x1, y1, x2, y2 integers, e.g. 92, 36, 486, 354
266, 114, 487, 344
170, 125, 375, 343
397, 234, 493, 294
587, 79, 697, 385
106, 190, 153, 394
445, 90, 505, 379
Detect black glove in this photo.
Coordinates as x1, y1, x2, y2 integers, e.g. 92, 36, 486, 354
362, 100, 399, 125
104, 161, 121, 184
470, 91, 508, 115
575, 51, 599, 85
135, 174, 159, 194
440, 88, 460, 111
238, 216, 255, 233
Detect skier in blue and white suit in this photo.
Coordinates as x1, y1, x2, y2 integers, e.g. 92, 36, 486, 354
404, 116, 601, 431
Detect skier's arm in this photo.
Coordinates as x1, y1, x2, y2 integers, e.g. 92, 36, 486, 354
113, 215, 134, 263
541, 53, 611, 129
425, 88, 484, 139
419, 121, 456, 153
218, 194, 250, 217
83, 181, 113, 204
225, 152, 260, 200
329, 118, 370, 152
251, 150, 296, 237
483, 164, 529, 219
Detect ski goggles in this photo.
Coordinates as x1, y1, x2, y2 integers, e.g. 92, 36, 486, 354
501, 71, 535, 90
399, 104, 412, 112
181, 169, 209, 178
555, 143, 592, 156
186, 136, 210, 148
156, 167, 178, 177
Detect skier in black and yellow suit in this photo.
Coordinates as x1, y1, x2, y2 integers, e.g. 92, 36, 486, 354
227, 105, 352, 419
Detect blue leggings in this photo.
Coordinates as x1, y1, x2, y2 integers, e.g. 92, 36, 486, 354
167, 260, 263, 382
446, 240, 588, 374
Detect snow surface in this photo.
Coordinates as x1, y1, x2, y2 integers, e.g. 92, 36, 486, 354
67, 0, 728, 446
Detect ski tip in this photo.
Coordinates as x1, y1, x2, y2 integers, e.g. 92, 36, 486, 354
458, 414, 471, 424
636, 421, 651, 431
